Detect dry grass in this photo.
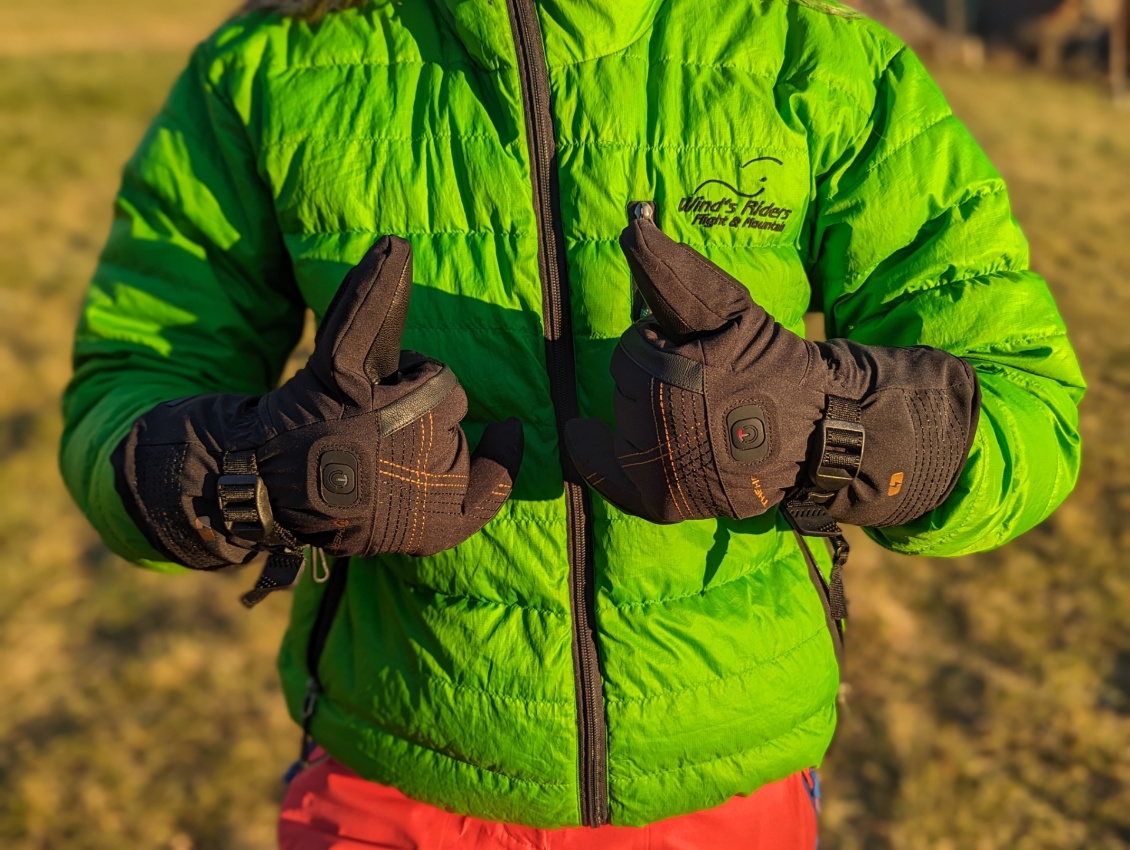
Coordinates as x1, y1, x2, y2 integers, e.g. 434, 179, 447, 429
0, 2, 1127, 847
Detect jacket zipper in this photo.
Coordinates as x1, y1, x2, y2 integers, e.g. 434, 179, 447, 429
504, 0, 609, 827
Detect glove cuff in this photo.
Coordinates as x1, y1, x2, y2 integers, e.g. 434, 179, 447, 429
111, 394, 268, 570
815, 343, 981, 529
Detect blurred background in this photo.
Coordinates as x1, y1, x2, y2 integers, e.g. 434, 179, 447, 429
0, 0, 1127, 847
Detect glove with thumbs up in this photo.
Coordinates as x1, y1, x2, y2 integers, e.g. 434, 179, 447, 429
113, 236, 524, 569
565, 217, 980, 529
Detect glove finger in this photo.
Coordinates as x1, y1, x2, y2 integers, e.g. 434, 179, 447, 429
619, 218, 761, 343
565, 418, 665, 523
428, 417, 526, 549
316, 235, 413, 393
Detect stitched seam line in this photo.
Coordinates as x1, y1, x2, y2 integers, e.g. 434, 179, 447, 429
644, 57, 873, 117
267, 133, 807, 156
286, 229, 533, 239
544, 38, 648, 70
389, 574, 566, 618
284, 58, 492, 73
602, 545, 793, 612
825, 111, 956, 206
422, 675, 572, 708
659, 384, 693, 517
263, 131, 503, 150
554, 138, 808, 155
609, 700, 831, 779
605, 628, 827, 705
651, 379, 686, 520
870, 256, 1017, 307
962, 328, 1071, 355
827, 191, 1018, 298
319, 699, 572, 788
565, 236, 788, 251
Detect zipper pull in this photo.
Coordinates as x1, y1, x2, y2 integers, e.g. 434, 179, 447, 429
629, 200, 655, 222
299, 675, 321, 760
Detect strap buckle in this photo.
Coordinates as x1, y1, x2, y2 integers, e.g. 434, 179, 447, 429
809, 397, 865, 498
217, 473, 273, 544
216, 450, 298, 551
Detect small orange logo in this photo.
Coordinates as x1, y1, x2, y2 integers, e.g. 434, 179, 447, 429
194, 516, 216, 542
888, 472, 905, 497
751, 477, 770, 508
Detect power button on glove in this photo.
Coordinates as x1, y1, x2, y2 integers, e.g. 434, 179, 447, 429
320, 450, 359, 507
727, 405, 769, 463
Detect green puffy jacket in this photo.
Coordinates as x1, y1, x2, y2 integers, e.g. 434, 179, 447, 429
61, 0, 1085, 828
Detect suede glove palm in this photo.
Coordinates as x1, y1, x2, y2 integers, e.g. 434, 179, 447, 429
565, 218, 979, 528
113, 236, 523, 570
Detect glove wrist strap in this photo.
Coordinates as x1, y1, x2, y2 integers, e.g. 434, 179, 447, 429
808, 395, 865, 502
216, 450, 307, 608
779, 395, 863, 626
217, 450, 298, 550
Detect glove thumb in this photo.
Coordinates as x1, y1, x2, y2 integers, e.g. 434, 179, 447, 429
314, 235, 413, 400
619, 218, 759, 344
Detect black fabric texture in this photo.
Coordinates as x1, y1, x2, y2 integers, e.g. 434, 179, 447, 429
111, 236, 524, 570
814, 339, 981, 527
565, 218, 981, 529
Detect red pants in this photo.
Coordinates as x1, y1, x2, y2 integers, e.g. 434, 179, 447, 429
279, 751, 819, 849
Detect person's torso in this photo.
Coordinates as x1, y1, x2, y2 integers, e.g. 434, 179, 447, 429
209, 0, 886, 826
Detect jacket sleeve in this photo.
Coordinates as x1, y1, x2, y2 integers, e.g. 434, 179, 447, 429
60, 41, 305, 571
806, 42, 1085, 557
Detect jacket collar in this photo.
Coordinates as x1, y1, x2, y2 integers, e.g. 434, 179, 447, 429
435, 0, 664, 70
244, 0, 663, 70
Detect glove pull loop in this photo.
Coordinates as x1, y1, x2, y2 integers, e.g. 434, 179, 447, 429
240, 550, 306, 609
781, 496, 850, 623
782, 394, 863, 623
311, 547, 331, 584
828, 535, 850, 622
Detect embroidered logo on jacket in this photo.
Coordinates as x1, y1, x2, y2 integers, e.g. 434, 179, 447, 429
678, 157, 793, 232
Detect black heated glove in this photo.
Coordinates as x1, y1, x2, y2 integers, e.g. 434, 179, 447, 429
113, 236, 524, 571
565, 217, 980, 529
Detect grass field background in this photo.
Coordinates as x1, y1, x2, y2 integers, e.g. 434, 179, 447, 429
1, 2, 1128, 847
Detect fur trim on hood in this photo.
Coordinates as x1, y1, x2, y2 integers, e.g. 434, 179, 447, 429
239, 0, 371, 19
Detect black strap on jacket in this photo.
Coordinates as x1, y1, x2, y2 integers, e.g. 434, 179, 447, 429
283, 557, 352, 783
